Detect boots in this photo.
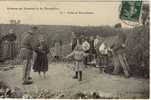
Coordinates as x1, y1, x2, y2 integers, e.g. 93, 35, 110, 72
79, 71, 82, 81
73, 71, 78, 79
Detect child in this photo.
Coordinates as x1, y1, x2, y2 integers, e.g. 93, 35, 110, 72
65, 40, 86, 81
99, 42, 109, 73
33, 37, 49, 78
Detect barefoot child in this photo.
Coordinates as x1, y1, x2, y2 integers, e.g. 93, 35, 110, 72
65, 40, 87, 81
33, 36, 49, 78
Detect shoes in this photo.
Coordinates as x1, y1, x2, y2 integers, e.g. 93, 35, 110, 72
73, 72, 78, 79
73, 76, 78, 79
79, 71, 82, 81
111, 72, 118, 75
22, 80, 33, 85
125, 74, 130, 78
28, 77, 32, 80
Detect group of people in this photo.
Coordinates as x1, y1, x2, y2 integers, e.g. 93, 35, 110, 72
0, 26, 130, 85
67, 31, 130, 81
19, 26, 50, 85
0, 29, 17, 63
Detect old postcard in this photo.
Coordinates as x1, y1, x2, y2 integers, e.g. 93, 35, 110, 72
0, 0, 149, 99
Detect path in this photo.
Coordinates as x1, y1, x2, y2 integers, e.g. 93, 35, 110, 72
0, 62, 149, 99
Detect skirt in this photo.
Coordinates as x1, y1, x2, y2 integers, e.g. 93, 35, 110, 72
74, 61, 84, 71
33, 52, 48, 72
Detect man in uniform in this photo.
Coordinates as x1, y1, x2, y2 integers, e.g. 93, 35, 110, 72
111, 33, 130, 78
19, 26, 39, 85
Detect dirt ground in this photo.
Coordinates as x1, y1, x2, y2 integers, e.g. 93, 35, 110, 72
0, 62, 149, 99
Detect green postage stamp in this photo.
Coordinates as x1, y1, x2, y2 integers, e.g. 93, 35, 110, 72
120, 1, 142, 22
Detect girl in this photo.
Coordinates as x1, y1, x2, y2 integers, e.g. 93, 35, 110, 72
65, 40, 87, 81
33, 36, 49, 78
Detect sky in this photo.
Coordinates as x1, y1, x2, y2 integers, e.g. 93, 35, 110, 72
0, 1, 140, 27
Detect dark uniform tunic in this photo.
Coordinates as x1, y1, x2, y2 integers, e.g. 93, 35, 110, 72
111, 34, 130, 77
19, 33, 39, 60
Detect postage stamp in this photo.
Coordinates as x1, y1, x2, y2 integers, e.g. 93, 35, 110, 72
120, 1, 142, 22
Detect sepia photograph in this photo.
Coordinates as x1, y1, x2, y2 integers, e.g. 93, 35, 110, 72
0, 0, 149, 99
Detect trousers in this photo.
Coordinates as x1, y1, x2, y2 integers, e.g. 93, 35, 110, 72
19, 48, 33, 82
22, 59, 32, 82
112, 53, 130, 76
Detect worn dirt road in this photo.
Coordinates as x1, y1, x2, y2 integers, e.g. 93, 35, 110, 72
0, 62, 149, 99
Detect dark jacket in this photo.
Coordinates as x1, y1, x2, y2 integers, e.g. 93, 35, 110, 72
111, 37, 126, 55
20, 33, 39, 60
